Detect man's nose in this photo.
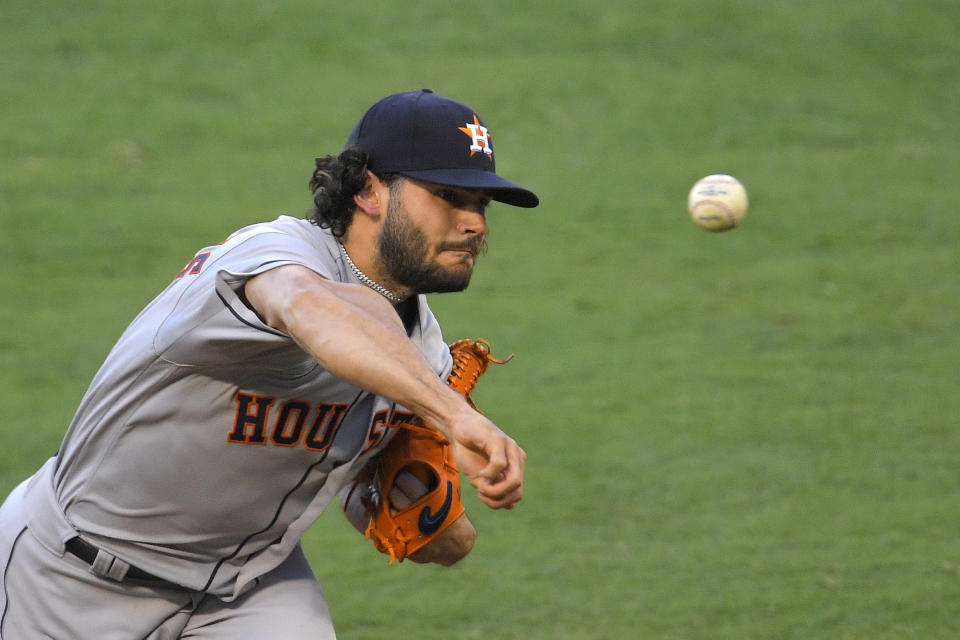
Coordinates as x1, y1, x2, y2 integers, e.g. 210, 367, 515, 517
457, 210, 488, 236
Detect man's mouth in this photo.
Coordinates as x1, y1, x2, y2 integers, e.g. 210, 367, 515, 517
439, 240, 482, 258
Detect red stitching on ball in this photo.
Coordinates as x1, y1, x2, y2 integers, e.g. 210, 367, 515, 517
691, 198, 736, 226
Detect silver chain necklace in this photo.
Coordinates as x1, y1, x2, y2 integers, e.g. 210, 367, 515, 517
337, 240, 403, 303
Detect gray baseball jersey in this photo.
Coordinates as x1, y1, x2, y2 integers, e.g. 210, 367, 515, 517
17, 215, 452, 601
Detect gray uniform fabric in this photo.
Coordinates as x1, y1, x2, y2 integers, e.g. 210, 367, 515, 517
0, 216, 453, 638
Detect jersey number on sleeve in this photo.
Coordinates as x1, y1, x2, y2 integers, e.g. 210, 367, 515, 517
174, 251, 212, 279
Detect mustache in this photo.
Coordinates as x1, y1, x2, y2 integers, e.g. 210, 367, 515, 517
439, 236, 488, 256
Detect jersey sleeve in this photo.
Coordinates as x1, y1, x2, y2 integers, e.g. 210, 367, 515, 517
417, 295, 455, 379
152, 226, 339, 367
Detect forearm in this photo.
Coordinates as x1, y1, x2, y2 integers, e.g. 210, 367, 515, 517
248, 265, 469, 437
246, 264, 525, 510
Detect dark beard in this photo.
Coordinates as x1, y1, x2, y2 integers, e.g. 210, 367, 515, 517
378, 195, 484, 294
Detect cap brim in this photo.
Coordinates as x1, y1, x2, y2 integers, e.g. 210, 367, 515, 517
396, 169, 539, 208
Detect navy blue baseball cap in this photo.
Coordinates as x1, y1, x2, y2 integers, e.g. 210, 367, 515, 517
345, 89, 539, 208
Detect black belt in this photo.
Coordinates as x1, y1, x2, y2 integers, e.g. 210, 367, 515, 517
65, 537, 164, 583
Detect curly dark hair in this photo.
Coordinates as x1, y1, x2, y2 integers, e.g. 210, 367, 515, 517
306, 147, 372, 238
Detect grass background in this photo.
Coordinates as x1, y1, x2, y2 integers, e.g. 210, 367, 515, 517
2, 1, 958, 638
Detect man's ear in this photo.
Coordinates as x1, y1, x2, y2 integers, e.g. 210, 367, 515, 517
353, 171, 384, 218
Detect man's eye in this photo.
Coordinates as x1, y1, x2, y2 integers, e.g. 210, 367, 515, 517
433, 189, 489, 213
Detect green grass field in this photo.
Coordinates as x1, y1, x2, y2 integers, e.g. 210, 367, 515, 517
2, 1, 958, 637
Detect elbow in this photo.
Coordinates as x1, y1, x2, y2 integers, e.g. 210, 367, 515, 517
435, 525, 477, 567
408, 515, 477, 566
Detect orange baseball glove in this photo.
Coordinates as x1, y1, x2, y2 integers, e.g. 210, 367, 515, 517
360, 339, 511, 564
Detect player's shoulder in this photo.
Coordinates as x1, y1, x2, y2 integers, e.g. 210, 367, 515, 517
216, 216, 337, 262
224, 215, 331, 247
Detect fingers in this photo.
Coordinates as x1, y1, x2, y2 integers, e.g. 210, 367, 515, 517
395, 469, 428, 498
388, 470, 428, 512
387, 487, 411, 511
470, 437, 526, 510
448, 412, 526, 510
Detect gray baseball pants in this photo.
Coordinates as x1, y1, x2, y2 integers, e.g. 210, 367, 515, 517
0, 480, 336, 639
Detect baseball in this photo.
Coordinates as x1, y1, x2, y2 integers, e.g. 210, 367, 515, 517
687, 174, 748, 232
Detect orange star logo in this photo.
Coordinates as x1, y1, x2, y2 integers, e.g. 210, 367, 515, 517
458, 115, 493, 158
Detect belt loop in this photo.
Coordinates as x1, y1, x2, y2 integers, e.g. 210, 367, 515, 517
90, 548, 131, 582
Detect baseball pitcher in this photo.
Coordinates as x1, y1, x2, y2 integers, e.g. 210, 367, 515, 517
0, 89, 538, 639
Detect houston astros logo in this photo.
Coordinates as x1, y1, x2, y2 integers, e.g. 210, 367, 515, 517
458, 115, 493, 159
